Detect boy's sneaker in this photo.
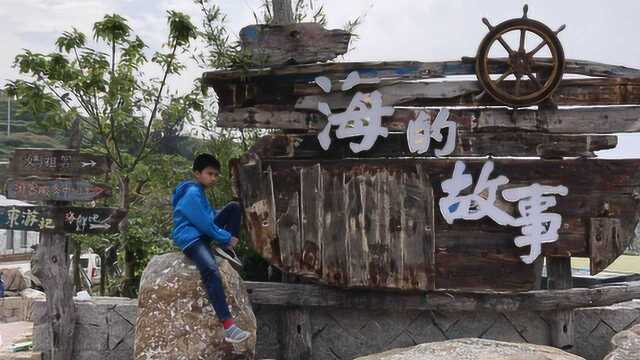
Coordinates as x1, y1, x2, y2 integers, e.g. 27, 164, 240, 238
213, 246, 243, 270
224, 324, 251, 343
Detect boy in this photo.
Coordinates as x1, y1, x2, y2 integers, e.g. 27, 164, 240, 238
172, 153, 250, 343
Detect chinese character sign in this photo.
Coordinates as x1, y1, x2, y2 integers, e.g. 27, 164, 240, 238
0, 206, 56, 231
314, 71, 457, 155
315, 71, 394, 153
439, 160, 568, 264
407, 109, 457, 157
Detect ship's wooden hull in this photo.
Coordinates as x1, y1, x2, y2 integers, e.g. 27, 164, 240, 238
234, 141, 640, 291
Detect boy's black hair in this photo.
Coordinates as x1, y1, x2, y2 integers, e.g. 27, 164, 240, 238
193, 153, 221, 172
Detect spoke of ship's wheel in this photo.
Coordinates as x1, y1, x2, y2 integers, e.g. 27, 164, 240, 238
497, 36, 515, 55
528, 40, 548, 57
527, 72, 543, 89
519, 29, 527, 52
494, 70, 514, 86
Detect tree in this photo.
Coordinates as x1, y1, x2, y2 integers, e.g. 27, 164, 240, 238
6, 11, 200, 296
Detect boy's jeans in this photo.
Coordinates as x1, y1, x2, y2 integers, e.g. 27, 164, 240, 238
183, 202, 242, 321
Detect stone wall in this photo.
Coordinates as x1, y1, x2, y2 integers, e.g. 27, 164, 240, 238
28, 297, 640, 360
255, 300, 640, 360
0, 290, 43, 323
0, 297, 27, 323
32, 297, 136, 360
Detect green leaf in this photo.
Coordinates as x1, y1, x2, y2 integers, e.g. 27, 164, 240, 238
167, 11, 197, 47
93, 14, 131, 44
55, 28, 87, 53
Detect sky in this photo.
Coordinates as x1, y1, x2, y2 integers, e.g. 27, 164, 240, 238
1, 0, 639, 157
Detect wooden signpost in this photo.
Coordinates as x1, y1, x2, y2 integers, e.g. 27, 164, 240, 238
1, 122, 123, 360
9, 148, 111, 177
203, 2, 640, 358
5, 178, 112, 202
0, 206, 125, 234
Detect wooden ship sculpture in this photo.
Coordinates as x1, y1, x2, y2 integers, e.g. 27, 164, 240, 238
204, 6, 640, 350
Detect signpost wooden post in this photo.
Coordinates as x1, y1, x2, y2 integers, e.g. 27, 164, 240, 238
1, 121, 123, 360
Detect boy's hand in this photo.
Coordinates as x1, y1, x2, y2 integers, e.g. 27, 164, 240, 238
228, 237, 239, 249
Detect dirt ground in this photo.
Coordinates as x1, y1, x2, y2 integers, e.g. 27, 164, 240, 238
0, 321, 39, 359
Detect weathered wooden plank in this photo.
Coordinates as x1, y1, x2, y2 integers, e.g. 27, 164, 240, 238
271, 0, 293, 25
272, 167, 302, 274
403, 165, 434, 290
245, 133, 616, 160
346, 172, 368, 286
219, 107, 324, 130
387, 171, 405, 289
203, 59, 640, 85
545, 257, 575, 350
435, 235, 540, 291
235, 155, 279, 265
369, 171, 392, 288
299, 164, 323, 277
240, 23, 351, 66
341, 168, 439, 289
251, 158, 640, 290
35, 231, 76, 360
475, 107, 640, 134
5, 178, 112, 202
295, 78, 640, 110
590, 218, 625, 275
244, 280, 640, 312
0, 206, 125, 234
9, 149, 110, 177
280, 307, 312, 360
321, 170, 349, 287
217, 106, 640, 135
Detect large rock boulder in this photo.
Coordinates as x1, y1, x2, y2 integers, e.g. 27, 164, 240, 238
134, 252, 256, 360
354, 338, 585, 360
0, 268, 27, 293
604, 324, 640, 360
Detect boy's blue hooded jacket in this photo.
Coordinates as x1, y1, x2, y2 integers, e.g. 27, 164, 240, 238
171, 180, 232, 250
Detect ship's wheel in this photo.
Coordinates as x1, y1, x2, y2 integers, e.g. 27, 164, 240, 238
475, 4, 566, 107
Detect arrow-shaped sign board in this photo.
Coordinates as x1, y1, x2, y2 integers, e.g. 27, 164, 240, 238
0, 206, 126, 234
5, 178, 112, 202
9, 148, 110, 177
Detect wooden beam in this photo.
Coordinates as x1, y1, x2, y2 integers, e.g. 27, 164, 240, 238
545, 258, 575, 350
35, 231, 76, 360
240, 23, 351, 66
244, 280, 640, 312
245, 133, 616, 160
209, 76, 640, 109
217, 106, 640, 135
293, 78, 640, 110
272, 0, 293, 25
280, 307, 312, 360
203, 59, 640, 85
